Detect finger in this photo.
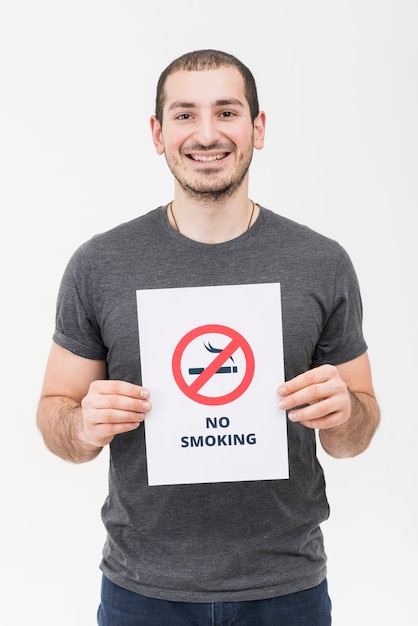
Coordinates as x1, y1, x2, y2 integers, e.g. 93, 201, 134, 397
83, 389, 151, 418
287, 396, 336, 423
92, 379, 150, 400
278, 383, 326, 413
278, 365, 336, 397
92, 407, 149, 424
288, 397, 350, 431
95, 394, 151, 414
299, 410, 349, 429
84, 418, 143, 447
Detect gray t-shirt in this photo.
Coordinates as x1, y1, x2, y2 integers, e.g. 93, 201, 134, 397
53, 206, 367, 602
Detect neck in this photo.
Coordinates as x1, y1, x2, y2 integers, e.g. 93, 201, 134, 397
167, 191, 258, 244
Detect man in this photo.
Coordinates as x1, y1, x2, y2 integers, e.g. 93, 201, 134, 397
37, 49, 380, 625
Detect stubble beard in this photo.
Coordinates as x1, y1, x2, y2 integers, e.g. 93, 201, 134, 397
166, 145, 254, 203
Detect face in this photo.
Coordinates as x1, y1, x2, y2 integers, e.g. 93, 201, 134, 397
151, 67, 265, 201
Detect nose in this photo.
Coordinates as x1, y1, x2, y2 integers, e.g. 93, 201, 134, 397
193, 114, 221, 147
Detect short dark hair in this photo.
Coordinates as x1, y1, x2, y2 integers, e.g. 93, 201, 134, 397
155, 49, 260, 124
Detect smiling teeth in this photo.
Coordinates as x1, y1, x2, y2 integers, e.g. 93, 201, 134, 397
191, 153, 226, 162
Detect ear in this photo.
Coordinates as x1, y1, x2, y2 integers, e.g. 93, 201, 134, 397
253, 111, 266, 151
150, 115, 165, 155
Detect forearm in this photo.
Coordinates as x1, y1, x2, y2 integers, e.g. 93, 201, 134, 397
319, 391, 380, 459
37, 396, 102, 464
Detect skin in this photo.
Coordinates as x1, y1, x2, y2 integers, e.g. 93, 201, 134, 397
37, 66, 380, 463
150, 68, 266, 243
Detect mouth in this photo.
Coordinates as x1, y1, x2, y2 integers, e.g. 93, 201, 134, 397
186, 152, 229, 163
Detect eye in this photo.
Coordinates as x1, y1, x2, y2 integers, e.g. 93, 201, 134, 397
220, 111, 235, 118
177, 113, 192, 120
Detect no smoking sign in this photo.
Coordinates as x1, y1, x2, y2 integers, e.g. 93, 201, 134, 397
172, 324, 255, 406
137, 283, 288, 485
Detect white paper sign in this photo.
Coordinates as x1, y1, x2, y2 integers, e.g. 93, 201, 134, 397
136, 283, 289, 485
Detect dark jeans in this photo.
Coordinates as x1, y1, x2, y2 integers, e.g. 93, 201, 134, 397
97, 575, 332, 625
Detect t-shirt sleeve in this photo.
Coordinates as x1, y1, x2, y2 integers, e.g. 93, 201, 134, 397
312, 247, 368, 366
53, 243, 108, 360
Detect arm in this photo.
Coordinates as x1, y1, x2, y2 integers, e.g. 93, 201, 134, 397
37, 343, 152, 463
277, 352, 380, 458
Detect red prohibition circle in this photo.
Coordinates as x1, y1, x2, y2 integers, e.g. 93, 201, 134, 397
172, 324, 255, 406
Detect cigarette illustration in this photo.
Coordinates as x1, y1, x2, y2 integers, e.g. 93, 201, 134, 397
188, 341, 238, 375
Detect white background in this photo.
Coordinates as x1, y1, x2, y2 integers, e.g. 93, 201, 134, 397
0, 1, 416, 624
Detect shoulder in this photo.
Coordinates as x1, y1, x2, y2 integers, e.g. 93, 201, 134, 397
259, 207, 347, 262
261, 207, 337, 242
70, 207, 163, 262
90, 207, 162, 249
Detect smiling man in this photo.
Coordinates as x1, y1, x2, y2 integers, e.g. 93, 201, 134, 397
37, 50, 380, 626
152, 67, 264, 203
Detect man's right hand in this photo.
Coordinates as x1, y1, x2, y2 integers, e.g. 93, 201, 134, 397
80, 380, 152, 448
37, 344, 152, 463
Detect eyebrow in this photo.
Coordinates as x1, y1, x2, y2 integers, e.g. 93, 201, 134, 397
168, 98, 245, 112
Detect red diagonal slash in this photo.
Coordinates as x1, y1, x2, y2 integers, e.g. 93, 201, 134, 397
172, 324, 255, 406
188, 337, 241, 393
